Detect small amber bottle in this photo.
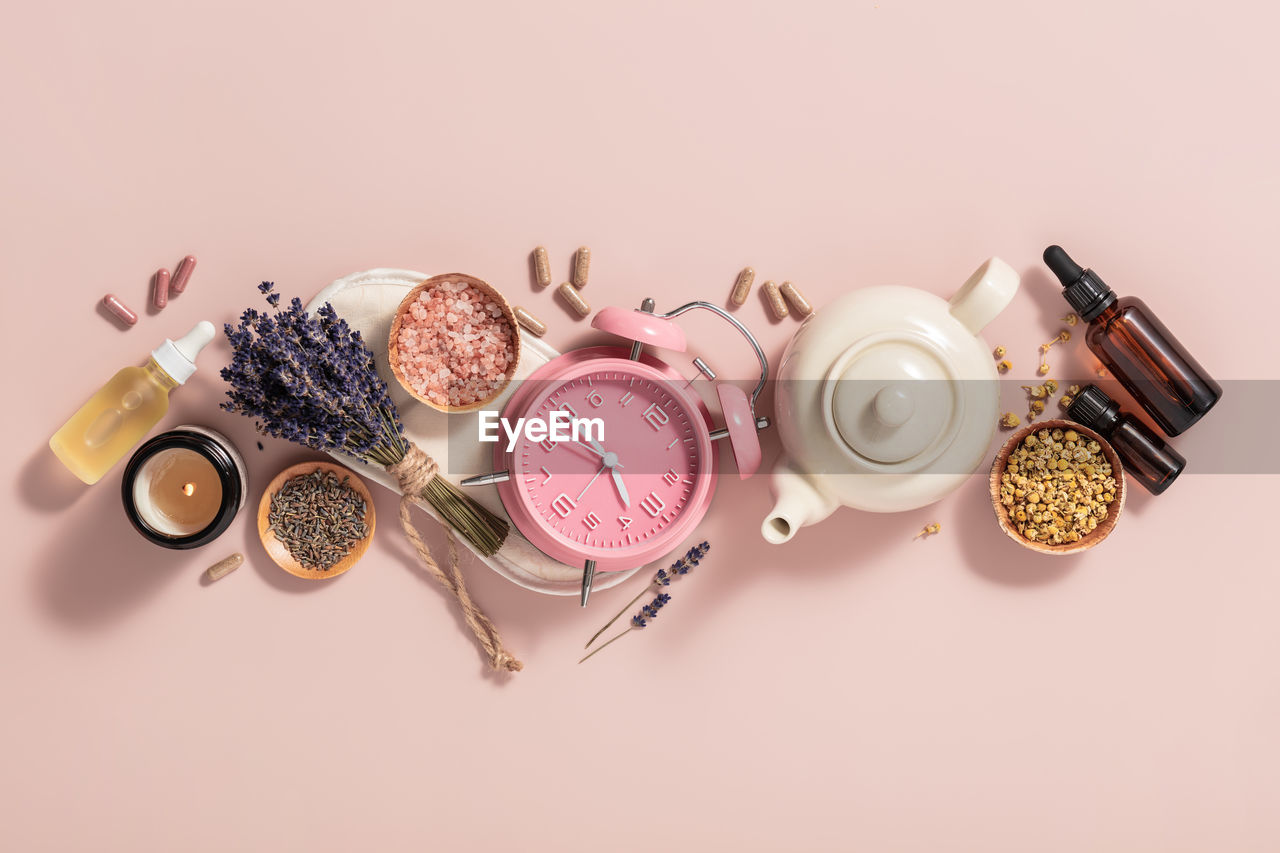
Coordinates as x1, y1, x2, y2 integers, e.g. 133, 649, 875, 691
1067, 385, 1186, 494
1045, 246, 1222, 436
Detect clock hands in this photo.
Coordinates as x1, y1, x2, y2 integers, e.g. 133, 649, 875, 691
576, 465, 606, 501
572, 442, 631, 508
609, 467, 631, 508
569, 439, 624, 468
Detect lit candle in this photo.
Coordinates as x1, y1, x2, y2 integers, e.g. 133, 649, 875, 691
133, 448, 222, 536
123, 426, 246, 549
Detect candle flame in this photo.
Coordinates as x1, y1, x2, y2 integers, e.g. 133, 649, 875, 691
183, 483, 195, 497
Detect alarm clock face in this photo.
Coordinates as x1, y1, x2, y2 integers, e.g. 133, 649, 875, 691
495, 352, 716, 571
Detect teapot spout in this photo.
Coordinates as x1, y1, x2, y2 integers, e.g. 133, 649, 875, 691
761, 459, 839, 544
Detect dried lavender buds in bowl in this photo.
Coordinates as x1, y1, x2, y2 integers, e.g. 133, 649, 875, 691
257, 461, 376, 579
989, 419, 1125, 555
387, 273, 520, 413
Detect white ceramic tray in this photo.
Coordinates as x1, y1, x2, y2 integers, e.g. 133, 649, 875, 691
307, 269, 639, 595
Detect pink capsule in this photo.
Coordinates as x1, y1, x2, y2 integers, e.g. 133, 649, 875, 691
171, 254, 197, 294
102, 294, 138, 326
152, 268, 170, 309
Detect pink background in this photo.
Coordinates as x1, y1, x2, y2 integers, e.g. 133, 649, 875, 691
3, 2, 1277, 851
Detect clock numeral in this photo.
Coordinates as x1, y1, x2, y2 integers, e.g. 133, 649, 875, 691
585, 390, 605, 408
618, 515, 633, 530
639, 491, 665, 518
619, 391, 635, 407
642, 402, 669, 431
558, 402, 579, 419
661, 468, 680, 487
539, 466, 552, 485
582, 511, 601, 530
539, 437, 558, 453
551, 493, 577, 518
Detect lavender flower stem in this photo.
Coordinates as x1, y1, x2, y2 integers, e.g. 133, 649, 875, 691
578, 628, 634, 663
584, 584, 656, 649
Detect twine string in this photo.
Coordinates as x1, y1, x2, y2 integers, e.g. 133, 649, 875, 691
387, 445, 523, 673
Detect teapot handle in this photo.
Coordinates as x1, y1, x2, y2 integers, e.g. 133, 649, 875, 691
949, 257, 1020, 335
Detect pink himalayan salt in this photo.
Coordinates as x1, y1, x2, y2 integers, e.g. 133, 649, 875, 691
395, 279, 516, 407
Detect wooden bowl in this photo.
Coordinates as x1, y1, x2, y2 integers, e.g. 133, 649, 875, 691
989, 419, 1125, 555
387, 272, 521, 413
257, 461, 376, 579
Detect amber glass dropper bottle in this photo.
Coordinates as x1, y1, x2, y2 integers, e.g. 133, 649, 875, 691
1067, 385, 1186, 495
1044, 246, 1222, 436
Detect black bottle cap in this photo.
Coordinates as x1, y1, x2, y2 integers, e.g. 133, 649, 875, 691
1044, 245, 1117, 322
1066, 384, 1120, 433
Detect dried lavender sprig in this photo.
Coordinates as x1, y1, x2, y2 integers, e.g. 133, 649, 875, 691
584, 542, 709, 649
579, 593, 672, 664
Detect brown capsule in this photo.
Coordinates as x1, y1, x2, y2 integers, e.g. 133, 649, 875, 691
206, 553, 243, 582
779, 281, 813, 317
532, 246, 551, 288
763, 281, 788, 319
102, 293, 138, 326
730, 267, 755, 306
171, 255, 197, 294
513, 305, 547, 336
557, 282, 590, 317
151, 268, 170, 310
572, 246, 591, 288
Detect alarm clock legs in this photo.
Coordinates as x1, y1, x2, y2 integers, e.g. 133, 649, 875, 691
581, 560, 597, 607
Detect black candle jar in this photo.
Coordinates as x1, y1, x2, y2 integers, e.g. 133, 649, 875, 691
122, 425, 247, 549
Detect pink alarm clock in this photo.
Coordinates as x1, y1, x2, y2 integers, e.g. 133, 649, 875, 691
464, 298, 769, 605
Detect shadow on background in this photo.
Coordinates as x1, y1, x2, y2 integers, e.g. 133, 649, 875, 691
954, 472, 1078, 588
33, 465, 186, 630
18, 448, 90, 513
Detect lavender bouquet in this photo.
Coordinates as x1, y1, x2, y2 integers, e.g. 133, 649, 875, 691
222, 283, 521, 671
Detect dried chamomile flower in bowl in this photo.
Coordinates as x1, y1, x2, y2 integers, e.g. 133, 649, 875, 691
988, 419, 1126, 555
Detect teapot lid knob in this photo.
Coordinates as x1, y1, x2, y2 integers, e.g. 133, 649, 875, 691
828, 338, 956, 465
873, 383, 915, 428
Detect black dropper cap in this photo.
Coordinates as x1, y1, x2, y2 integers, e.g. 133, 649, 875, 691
1044, 245, 1117, 322
1066, 385, 1120, 434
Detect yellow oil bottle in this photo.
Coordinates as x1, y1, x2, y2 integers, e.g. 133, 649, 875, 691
50, 321, 216, 484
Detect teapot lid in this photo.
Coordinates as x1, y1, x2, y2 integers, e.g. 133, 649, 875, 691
826, 332, 959, 466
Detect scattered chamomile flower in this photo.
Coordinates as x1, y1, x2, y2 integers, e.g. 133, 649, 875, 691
913, 522, 941, 540
996, 360, 1012, 373
1000, 412, 1021, 428
1061, 313, 1079, 326
993, 345, 1006, 359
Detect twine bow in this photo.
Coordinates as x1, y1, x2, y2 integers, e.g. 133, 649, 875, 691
388, 445, 523, 673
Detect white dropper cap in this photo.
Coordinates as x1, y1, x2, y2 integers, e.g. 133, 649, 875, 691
150, 320, 217, 384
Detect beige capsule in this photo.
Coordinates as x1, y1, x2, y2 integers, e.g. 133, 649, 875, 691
730, 267, 755, 306
513, 305, 547, 337
557, 282, 590, 317
206, 553, 244, 582
762, 281, 788, 319
779, 281, 813, 317
572, 246, 591, 288
533, 246, 552, 287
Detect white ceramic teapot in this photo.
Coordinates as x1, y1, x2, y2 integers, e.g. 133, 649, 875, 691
762, 258, 1020, 543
